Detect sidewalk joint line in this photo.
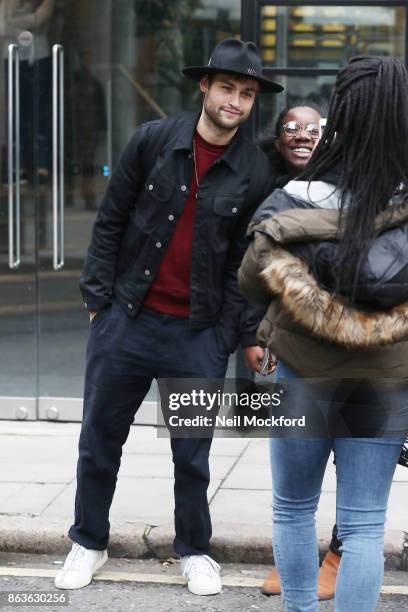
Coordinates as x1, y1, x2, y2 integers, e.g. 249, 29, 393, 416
209, 441, 251, 505
40, 479, 76, 514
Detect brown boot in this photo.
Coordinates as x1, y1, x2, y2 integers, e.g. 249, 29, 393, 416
261, 566, 281, 595
318, 550, 341, 600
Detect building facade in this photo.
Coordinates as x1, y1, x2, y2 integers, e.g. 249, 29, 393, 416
1, 0, 406, 421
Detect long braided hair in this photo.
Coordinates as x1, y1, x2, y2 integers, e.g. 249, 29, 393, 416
300, 55, 408, 299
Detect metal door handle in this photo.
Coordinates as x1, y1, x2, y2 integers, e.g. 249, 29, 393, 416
52, 44, 64, 270
8, 44, 21, 269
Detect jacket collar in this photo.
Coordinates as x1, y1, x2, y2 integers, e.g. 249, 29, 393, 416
251, 198, 408, 244
172, 110, 245, 173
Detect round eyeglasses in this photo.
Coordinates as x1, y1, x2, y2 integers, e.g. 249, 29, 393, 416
281, 121, 320, 139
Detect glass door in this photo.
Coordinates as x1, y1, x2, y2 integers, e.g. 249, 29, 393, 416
36, 0, 242, 422
37, 0, 116, 421
0, 5, 40, 420
1, 0, 242, 422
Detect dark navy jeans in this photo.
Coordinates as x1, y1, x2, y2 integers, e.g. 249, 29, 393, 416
68, 302, 229, 556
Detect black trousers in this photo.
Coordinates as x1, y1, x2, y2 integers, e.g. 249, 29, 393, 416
68, 302, 229, 556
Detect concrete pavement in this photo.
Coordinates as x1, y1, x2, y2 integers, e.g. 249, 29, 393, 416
1, 556, 408, 611
0, 421, 407, 569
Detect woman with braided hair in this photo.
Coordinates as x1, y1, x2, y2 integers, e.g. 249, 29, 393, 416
239, 55, 408, 611
257, 103, 343, 601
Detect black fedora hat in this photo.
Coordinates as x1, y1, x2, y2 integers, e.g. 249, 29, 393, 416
182, 38, 283, 94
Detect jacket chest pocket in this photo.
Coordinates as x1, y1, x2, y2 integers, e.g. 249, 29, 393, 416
134, 173, 176, 228
212, 196, 246, 237
213, 195, 245, 217
145, 175, 175, 201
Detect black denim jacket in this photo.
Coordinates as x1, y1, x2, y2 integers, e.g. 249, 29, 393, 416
80, 111, 274, 352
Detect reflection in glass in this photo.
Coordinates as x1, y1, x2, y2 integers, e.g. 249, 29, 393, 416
132, 0, 241, 124
261, 5, 406, 68
0, 0, 55, 182
36, 0, 241, 405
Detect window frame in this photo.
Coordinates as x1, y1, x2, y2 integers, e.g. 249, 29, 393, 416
241, 0, 408, 135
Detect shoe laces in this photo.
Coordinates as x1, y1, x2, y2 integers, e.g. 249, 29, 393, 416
63, 543, 87, 572
182, 555, 220, 579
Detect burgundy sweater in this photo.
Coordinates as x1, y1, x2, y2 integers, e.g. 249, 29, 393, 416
143, 131, 227, 316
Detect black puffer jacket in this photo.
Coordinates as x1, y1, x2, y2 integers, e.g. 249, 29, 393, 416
239, 179, 408, 378
250, 184, 408, 309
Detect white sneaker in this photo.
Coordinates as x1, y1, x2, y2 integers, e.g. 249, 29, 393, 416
54, 542, 108, 589
181, 554, 221, 595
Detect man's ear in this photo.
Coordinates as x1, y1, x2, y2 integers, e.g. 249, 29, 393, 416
199, 75, 209, 94
274, 137, 281, 153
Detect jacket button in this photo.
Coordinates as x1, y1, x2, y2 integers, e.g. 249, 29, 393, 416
145, 269, 151, 276
181, 185, 187, 192
127, 303, 133, 310
156, 242, 162, 248
232, 207, 237, 213
168, 214, 174, 221
84, 302, 88, 308
148, 184, 154, 191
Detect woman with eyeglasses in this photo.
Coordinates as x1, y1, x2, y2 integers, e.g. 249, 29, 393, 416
257, 104, 343, 602
257, 104, 322, 187
239, 55, 408, 611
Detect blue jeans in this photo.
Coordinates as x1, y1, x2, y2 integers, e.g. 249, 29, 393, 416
270, 362, 404, 612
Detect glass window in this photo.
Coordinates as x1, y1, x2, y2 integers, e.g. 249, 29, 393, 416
106, 0, 241, 212
128, 0, 241, 126
30, 0, 242, 408
261, 5, 406, 68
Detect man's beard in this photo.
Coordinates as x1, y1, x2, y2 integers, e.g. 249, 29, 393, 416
203, 102, 245, 133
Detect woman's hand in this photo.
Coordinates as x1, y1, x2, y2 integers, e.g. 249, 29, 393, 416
243, 346, 277, 374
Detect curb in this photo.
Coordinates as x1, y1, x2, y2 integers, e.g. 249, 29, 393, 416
0, 517, 148, 558
0, 516, 407, 570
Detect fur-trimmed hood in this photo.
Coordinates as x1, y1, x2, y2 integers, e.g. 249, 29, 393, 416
239, 189, 408, 351
258, 239, 408, 349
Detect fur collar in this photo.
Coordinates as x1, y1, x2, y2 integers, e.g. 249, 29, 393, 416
259, 243, 408, 349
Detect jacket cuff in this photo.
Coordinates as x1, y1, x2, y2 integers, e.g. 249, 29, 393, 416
240, 332, 258, 348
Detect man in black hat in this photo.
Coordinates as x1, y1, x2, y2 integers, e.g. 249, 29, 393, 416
55, 38, 282, 595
